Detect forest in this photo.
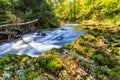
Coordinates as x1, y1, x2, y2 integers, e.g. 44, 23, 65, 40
0, 0, 120, 80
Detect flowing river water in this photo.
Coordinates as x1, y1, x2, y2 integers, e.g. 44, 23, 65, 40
0, 24, 85, 57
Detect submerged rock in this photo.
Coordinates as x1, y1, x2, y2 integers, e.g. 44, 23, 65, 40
53, 36, 63, 41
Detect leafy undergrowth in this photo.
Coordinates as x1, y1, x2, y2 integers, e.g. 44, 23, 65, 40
50, 25, 120, 80
0, 53, 63, 80
57, 25, 120, 80
0, 25, 120, 80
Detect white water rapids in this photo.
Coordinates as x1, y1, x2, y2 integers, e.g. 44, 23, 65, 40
0, 24, 84, 57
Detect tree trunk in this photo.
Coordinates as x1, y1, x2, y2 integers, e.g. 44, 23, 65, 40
73, 0, 76, 22
11, 0, 14, 14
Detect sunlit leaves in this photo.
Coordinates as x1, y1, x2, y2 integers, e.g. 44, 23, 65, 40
48, 0, 120, 23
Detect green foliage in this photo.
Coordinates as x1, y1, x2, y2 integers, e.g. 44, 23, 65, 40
0, 53, 63, 79
0, 0, 58, 28
59, 25, 120, 79
27, 72, 39, 80
111, 43, 120, 55
48, 0, 120, 23
0, 0, 10, 22
14, 0, 58, 28
40, 52, 63, 73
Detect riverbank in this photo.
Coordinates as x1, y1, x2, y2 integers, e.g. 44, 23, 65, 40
0, 24, 120, 80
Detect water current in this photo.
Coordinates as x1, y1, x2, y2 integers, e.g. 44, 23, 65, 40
0, 24, 84, 57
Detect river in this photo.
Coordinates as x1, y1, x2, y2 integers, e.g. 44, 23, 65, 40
0, 24, 85, 57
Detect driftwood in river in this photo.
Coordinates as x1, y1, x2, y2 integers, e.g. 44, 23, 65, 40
0, 19, 39, 43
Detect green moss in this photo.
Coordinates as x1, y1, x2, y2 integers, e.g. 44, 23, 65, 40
0, 52, 63, 79
87, 30, 96, 35
111, 43, 120, 55
0, 24, 120, 79
60, 44, 72, 50
47, 59, 63, 71
27, 72, 39, 80
36, 52, 63, 75
62, 25, 120, 79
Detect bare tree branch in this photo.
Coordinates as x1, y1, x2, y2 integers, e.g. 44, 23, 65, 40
0, 19, 39, 28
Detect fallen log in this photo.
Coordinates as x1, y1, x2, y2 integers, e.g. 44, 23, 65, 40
0, 19, 39, 28
0, 32, 16, 35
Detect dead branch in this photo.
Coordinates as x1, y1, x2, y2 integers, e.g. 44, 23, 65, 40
0, 19, 39, 28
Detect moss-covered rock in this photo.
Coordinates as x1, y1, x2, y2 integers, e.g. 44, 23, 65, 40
0, 53, 63, 79
50, 25, 120, 80
0, 25, 120, 80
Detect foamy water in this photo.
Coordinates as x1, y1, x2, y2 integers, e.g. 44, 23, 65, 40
0, 24, 84, 57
